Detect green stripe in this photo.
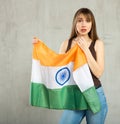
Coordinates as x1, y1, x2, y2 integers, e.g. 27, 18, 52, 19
30, 82, 89, 110
83, 87, 101, 113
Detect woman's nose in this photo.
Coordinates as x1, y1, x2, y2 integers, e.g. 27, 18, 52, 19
81, 20, 86, 26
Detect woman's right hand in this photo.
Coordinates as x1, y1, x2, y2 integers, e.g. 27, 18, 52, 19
32, 37, 39, 44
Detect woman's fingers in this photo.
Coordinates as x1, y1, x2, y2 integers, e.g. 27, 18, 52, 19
32, 37, 38, 44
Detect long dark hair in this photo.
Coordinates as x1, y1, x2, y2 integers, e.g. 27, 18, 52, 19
66, 8, 99, 52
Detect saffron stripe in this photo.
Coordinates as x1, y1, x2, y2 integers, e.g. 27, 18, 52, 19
32, 40, 87, 71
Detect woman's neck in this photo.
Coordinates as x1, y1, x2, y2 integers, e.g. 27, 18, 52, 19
77, 35, 91, 42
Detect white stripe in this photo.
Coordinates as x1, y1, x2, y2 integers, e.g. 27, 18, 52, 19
31, 59, 76, 89
73, 64, 94, 92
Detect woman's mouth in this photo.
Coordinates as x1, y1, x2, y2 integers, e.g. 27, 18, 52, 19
81, 29, 87, 32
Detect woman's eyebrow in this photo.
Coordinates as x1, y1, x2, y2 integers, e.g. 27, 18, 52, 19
77, 17, 83, 20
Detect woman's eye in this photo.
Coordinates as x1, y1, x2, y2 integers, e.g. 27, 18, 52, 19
86, 19, 91, 22
78, 19, 82, 22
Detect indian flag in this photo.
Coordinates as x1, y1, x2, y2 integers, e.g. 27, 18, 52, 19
30, 38, 101, 114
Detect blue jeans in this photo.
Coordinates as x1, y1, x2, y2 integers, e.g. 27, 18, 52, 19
59, 87, 108, 124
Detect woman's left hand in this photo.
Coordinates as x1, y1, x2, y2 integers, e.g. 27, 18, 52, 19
77, 37, 89, 53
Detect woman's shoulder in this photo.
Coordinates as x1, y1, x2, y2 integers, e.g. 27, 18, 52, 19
96, 39, 104, 44
59, 40, 69, 54
61, 39, 69, 46
95, 39, 104, 48
94, 39, 104, 52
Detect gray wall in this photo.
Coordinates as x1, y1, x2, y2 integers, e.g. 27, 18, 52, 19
0, 0, 120, 124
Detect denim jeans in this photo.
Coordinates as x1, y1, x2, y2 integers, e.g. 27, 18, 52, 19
59, 87, 108, 124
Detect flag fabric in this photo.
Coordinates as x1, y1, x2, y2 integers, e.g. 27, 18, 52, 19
30, 38, 101, 114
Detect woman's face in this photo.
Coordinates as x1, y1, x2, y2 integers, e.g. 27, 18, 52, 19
76, 14, 92, 36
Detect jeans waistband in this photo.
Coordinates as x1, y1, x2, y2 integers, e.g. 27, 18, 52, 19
96, 84, 102, 89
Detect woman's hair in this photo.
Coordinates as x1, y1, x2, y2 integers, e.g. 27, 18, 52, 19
66, 8, 99, 52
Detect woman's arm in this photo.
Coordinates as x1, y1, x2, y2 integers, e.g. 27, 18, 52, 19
59, 40, 68, 54
78, 38, 104, 78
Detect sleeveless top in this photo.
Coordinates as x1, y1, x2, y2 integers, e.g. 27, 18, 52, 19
89, 41, 101, 89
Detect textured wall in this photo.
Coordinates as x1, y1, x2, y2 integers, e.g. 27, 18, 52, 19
0, 0, 120, 124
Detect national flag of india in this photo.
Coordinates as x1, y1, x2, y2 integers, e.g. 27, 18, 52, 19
30, 39, 101, 114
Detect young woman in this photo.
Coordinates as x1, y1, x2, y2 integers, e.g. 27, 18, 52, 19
59, 8, 108, 124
